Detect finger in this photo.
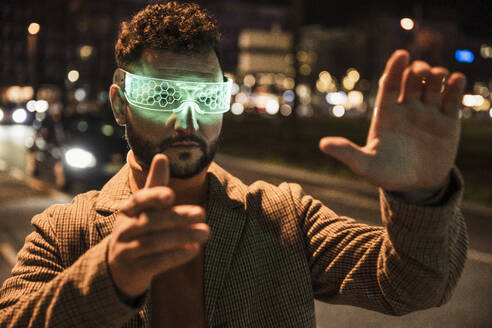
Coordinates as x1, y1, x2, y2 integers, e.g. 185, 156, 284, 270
400, 61, 431, 103
441, 72, 467, 118
375, 49, 410, 109
423, 67, 449, 106
121, 187, 175, 217
139, 243, 202, 274
145, 154, 170, 188
127, 223, 210, 257
121, 205, 206, 238
319, 137, 367, 176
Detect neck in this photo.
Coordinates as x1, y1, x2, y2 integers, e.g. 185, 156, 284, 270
127, 150, 209, 205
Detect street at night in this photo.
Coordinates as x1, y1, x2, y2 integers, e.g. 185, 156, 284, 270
1, 0, 492, 327
1, 125, 491, 327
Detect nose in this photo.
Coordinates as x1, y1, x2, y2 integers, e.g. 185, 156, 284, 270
174, 101, 199, 135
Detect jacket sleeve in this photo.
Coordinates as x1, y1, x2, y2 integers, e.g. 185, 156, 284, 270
0, 211, 142, 327
292, 168, 468, 316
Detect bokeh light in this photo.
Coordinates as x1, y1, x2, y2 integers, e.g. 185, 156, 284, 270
265, 99, 280, 115
400, 18, 414, 30
79, 45, 94, 59
332, 105, 345, 118
28, 22, 40, 35
326, 91, 347, 105
231, 102, 244, 115
243, 74, 256, 88
68, 70, 80, 83
12, 108, 27, 123
280, 104, 292, 117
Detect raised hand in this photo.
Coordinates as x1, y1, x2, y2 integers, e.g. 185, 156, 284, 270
107, 154, 210, 298
319, 50, 466, 196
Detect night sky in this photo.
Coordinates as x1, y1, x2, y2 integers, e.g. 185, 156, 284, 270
244, 0, 492, 37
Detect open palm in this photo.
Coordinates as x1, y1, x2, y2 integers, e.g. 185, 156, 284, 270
319, 50, 466, 195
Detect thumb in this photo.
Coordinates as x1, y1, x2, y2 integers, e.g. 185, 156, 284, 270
144, 154, 170, 188
319, 137, 367, 175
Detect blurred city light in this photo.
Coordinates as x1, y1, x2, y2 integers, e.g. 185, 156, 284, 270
480, 44, 492, 59
235, 92, 248, 105
34, 100, 49, 112
342, 77, 355, 90
283, 77, 295, 90
489, 108, 492, 118
300, 64, 311, 76
0, 109, 4, 122
77, 121, 88, 132
74, 88, 87, 102
35, 112, 46, 121
295, 84, 310, 98
26, 100, 36, 112
231, 102, 244, 115
68, 70, 80, 82
265, 99, 280, 115
12, 108, 27, 123
101, 124, 114, 136
243, 74, 256, 87
5, 86, 34, 103
296, 50, 309, 62
231, 83, 240, 96
474, 82, 490, 97
346, 68, 360, 82
332, 105, 345, 118
319, 71, 332, 81
400, 18, 414, 31
347, 90, 364, 106
477, 99, 491, 111
297, 104, 313, 117
79, 45, 94, 59
28, 22, 40, 35
280, 104, 292, 117
455, 49, 475, 63
326, 91, 347, 105
462, 94, 484, 107
282, 90, 295, 103
65, 148, 97, 169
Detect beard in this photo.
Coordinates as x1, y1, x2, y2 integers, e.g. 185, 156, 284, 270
125, 120, 220, 179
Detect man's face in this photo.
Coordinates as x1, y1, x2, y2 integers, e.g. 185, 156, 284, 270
123, 49, 224, 178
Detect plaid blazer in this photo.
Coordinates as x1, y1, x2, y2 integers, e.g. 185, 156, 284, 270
0, 162, 467, 327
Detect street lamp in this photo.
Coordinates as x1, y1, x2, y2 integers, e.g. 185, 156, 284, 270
400, 18, 415, 31
27, 23, 40, 99
28, 22, 40, 35
68, 70, 80, 83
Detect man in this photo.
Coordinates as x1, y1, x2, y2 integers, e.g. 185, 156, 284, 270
0, 1, 467, 327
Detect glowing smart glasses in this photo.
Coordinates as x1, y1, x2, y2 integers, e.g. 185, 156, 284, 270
113, 68, 232, 114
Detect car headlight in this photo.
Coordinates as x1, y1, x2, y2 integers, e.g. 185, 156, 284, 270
12, 108, 27, 124
65, 148, 97, 169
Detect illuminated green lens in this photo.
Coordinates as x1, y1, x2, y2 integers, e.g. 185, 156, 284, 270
124, 71, 232, 114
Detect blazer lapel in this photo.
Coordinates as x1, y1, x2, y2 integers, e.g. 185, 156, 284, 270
92, 165, 132, 244
204, 164, 249, 323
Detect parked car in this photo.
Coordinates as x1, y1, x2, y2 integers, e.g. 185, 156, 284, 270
28, 111, 128, 192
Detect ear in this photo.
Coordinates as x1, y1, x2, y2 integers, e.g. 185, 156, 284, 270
109, 84, 127, 126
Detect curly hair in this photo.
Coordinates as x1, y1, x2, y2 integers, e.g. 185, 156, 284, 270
115, 1, 222, 70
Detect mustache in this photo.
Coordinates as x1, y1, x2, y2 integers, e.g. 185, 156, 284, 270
159, 134, 207, 150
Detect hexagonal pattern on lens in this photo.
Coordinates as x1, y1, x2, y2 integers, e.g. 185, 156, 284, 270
124, 72, 231, 113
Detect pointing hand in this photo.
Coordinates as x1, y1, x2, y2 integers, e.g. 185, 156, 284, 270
108, 154, 209, 297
